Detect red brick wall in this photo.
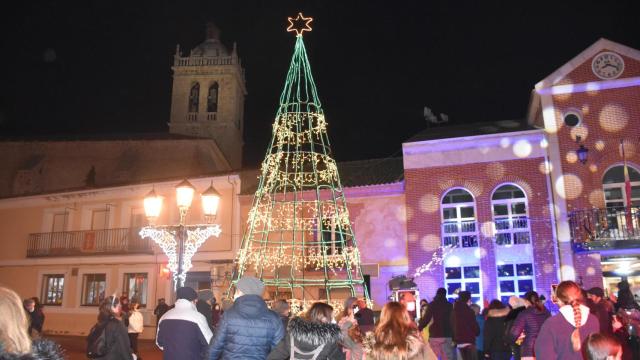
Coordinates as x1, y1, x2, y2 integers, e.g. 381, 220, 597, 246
405, 157, 559, 301
561, 51, 640, 85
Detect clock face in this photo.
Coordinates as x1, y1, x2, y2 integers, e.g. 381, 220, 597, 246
591, 52, 624, 80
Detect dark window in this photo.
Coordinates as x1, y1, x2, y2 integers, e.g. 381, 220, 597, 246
500, 280, 515, 293
466, 282, 480, 294
445, 267, 462, 279
497, 264, 514, 277
189, 83, 200, 113
464, 266, 480, 279
123, 273, 148, 307
563, 113, 580, 127
442, 189, 474, 204
447, 282, 462, 295
518, 279, 534, 293
516, 263, 534, 276
207, 82, 219, 112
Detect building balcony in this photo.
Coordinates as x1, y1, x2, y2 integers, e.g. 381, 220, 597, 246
27, 228, 154, 258
569, 206, 640, 252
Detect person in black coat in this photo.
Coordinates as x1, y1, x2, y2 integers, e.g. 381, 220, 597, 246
23, 299, 45, 338
419, 287, 454, 360
451, 291, 480, 360
196, 289, 215, 332
153, 298, 170, 325
89, 295, 133, 360
267, 302, 345, 360
483, 300, 511, 360
355, 299, 375, 334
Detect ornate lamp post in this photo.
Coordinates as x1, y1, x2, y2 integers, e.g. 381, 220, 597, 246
140, 180, 222, 289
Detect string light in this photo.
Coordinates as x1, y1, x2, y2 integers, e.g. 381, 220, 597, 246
140, 224, 221, 288
230, 22, 369, 304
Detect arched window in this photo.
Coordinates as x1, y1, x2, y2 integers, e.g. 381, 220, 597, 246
491, 184, 530, 245
207, 82, 219, 113
441, 188, 478, 247
188, 83, 200, 113
602, 165, 640, 209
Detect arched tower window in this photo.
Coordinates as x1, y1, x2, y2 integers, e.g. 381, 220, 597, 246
491, 184, 530, 245
441, 188, 478, 247
188, 83, 200, 113
207, 82, 219, 113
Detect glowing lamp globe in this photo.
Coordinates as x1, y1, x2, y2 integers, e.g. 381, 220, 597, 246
175, 179, 195, 210
201, 184, 221, 222
143, 189, 163, 223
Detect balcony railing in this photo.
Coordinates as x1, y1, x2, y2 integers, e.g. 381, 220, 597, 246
27, 228, 154, 257
569, 206, 640, 252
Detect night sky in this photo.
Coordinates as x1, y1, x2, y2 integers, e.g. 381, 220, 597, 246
2, 1, 639, 167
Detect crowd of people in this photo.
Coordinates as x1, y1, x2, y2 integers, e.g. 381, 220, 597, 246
1, 277, 639, 360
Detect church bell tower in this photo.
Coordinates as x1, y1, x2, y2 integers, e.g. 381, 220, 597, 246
169, 23, 246, 169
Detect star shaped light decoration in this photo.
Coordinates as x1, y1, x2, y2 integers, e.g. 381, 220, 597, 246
287, 12, 313, 36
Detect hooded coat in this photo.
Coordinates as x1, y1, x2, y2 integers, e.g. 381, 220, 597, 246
483, 308, 510, 354
209, 294, 284, 360
267, 317, 345, 360
0, 339, 64, 360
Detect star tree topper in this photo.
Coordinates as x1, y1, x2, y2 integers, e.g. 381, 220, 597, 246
287, 12, 313, 36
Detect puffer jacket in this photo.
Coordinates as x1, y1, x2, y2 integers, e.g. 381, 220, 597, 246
0, 339, 64, 360
267, 317, 345, 360
208, 294, 284, 360
507, 306, 550, 357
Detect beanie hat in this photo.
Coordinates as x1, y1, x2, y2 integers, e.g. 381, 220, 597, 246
176, 287, 198, 301
236, 276, 265, 296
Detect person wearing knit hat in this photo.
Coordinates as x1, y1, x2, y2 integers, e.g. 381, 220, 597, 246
196, 289, 215, 332
209, 276, 284, 359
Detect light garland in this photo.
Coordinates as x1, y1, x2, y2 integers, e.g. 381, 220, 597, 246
230, 22, 370, 304
413, 245, 455, 278
140, 224, 221, 288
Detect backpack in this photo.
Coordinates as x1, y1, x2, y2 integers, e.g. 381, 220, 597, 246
86, 322, 108, 358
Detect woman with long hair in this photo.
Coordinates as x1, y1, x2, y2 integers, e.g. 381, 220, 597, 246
339, 297, 364, 360
534, 281, 599, 359
127, 301, 143, 360
267, 302, 345, 359
0, 286, 63, 359
507, 291, 550, 360
88, 295, 133, 360
365, 301, 430, 360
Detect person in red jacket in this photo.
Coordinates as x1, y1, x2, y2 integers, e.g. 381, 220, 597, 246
451, 291, 480, 360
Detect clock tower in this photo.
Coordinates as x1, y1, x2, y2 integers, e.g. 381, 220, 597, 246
169, 23, 247, 169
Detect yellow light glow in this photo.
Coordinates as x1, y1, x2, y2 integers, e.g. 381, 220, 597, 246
513, 139, 532, 158
566, 151, 578, 164
486, 163, 505, 180
143, 190, 163, 221
599, 104, 628, 132
570, 125, 589, 141
418, 194, 439, 214
176, 180, 195, 210
555, 174, 583, 200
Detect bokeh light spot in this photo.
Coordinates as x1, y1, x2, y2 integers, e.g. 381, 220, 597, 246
599, 104, 628, 132
419, 194, 440, 214
555, 174, 583, 200
513, 140, 533, 158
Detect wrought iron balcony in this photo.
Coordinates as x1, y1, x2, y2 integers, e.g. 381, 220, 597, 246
569, 206, 640, 252
27, 228, 154, 257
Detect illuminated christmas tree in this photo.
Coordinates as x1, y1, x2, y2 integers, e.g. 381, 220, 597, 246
230, 13, 370, 309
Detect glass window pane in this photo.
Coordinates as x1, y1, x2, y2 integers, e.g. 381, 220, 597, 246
496, 233, 511, 245
83, 274, 106, 306
443, 189, 473, 204
466, 282, 480, 294
514, 232, 531, 244
123, 273, 148, 307
632, 186, 640, 198
445, 267, 462, 279
460, 207, 475, 218
500, 280, 515, 293
443, 208, 457, 220
516, 263, 533, 276
495, 219, 510, 230
501, 296, 511, 304
604, 188, 623, 201
52, 213, 67, 232
512, 203, 527, 214
443, 236, 459, 247
447, 282, 462, 295
461, 235, 478, 247
518, 279, 534, 293
497, 264, 514, 277
493, 205, 509, 216
464, 266, 480, 279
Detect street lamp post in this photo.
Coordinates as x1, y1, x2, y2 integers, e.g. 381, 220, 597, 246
140, 180, 222, 289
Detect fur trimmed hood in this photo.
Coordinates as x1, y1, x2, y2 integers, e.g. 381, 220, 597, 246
288, 316, 342, 347
0, 339, 64, 360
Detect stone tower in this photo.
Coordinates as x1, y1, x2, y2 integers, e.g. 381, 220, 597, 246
169, 23, 246, 169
